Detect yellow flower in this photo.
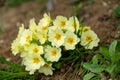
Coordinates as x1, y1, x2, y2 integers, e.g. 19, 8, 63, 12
20, 50, 28, 58
37, 31, 48, 44
37, 22, 49, 33
80, 30, 100, 49
29, 18, 37, 32
28, 44, 44, 55
17, 24, 25, 39
39, 63, 54, 75
44, 46, 61, 62
66, 16, 79, 32
22, 55, 45, 74
19, 44, 30, 58
11, 38, 21, 55
28, 69, 36, 75
53, 16, 68, 29
29, 18, 38, 40
82, 26, 91, 33
19, 29, 32, 46
39, 13, 52, 27
37, 13, 52, 33
64, 31, 80, 50
48, 28, 65, 47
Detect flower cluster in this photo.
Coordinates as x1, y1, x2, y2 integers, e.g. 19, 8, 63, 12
11, 13, 100, 75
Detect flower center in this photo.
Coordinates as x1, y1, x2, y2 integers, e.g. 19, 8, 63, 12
42, 26, 47, 31
33, 57, 40, 64
60, 21, 66, 27
42, 34, 47, 39
67, 37, 74, 44
55, 33, 61, 40
26, 35, 30, 42
33, 48, 39, 53
51, 50, 57, 56
86, 36, 93, 43
83, 28, 89, 32
44, 64, 49, 68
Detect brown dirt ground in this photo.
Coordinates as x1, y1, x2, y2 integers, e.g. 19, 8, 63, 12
0, 0, 120, 80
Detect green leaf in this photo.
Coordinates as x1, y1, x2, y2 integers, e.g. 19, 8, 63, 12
106, 64, 116, 75
92, 54, 107, 65
54, 62, 62, 69
0, 57, 24, 72
109, 40, 117, 57
112, 52, 120, 63
83, 63, 104, 74
116, 41, 120, 52
83, 72, 95, 80
113, 60, 120, 75
100, 46, 110, 58
92, 55, 98, 64
114, 4, 120, 18
0, 57, 12, 66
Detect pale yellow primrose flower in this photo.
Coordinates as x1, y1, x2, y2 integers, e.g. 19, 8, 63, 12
17, 24, 25, 39
39, 63, 54, 75
37, 22, 49, 33
48, 28, 65, 47
44, 46, 61, 62
13, 42, 30, 58
11, 25, 25, 55
29, 18, 38, 40
37, 31, 48, 44
22, 55, 45, 74
20, 50, 28, 58
11, 38, 21, 55
53, 16, 68, 29
39, 13, 52, 27
48, 26, 57, 33
80, 30, 100, 49
37, 13, 52, 32
28, 44, 44, 55
66, 16, 79, 32
28, 69, 36, 75
29, 18, 37, 32
82, 26, 91, 33
64, 31, 80, 50
19, 29, 32, 46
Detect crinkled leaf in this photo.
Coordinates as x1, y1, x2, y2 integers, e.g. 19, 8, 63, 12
83, 63, 104, 73
92, 55, 98, 64
109, 40, 117, 58
116, 41, 120, 52
113, 60, 120, 75
83, 72, 95, 80
112, 52, 120, 63
106, 63, 117, 75
92, 54, 106, 65
100, 46, 110, 58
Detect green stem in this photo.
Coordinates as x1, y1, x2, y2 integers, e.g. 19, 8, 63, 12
75, 47, 85, 58
72, 0, 77, 34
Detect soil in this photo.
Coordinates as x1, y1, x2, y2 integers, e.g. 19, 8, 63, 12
0, 0, 120, 80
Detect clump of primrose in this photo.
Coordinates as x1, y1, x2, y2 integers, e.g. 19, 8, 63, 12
11, 13, 100, 75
